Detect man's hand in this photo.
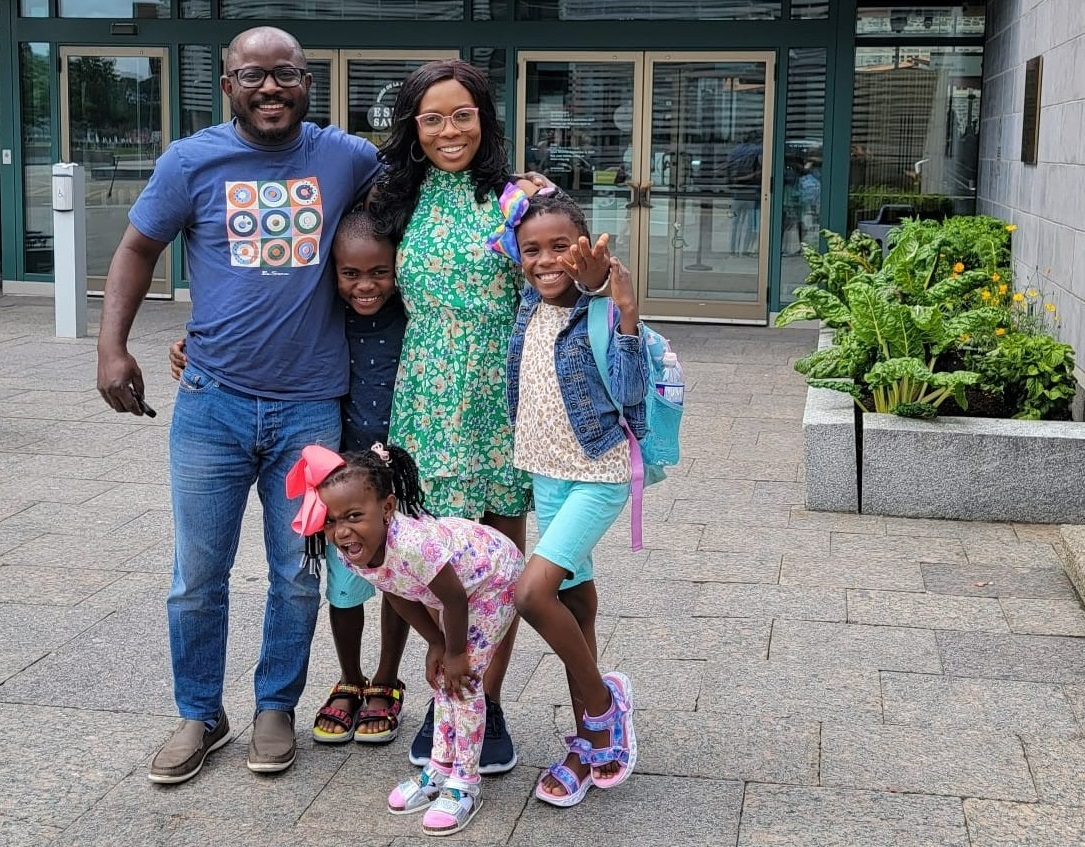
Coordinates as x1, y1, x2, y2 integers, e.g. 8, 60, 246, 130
168, 338, 187, 381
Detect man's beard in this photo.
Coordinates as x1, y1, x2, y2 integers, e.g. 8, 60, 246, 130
233, 91, 310, 144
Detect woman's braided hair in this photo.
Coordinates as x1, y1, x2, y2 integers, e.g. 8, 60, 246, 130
318, 443, 428, 518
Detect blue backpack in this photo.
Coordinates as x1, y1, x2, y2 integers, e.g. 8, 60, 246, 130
587, 297, 684, 550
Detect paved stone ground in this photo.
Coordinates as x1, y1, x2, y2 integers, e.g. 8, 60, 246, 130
2, 293, 1085, 847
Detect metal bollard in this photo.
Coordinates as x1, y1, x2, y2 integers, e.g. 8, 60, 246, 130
52, 162, 87, 338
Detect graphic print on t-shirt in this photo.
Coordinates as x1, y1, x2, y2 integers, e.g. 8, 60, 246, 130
225, 177, 323, 268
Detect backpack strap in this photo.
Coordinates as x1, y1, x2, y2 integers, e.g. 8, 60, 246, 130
587, 297, 646, 552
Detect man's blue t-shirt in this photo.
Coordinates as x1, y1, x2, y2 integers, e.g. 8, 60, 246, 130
129, 121, 381, 400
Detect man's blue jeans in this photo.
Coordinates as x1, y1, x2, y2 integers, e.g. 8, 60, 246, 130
168, 364, 341, 721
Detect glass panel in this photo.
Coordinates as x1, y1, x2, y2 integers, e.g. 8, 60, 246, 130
19, 0, 48, 16
66, 53, 168, 290
516, 0, 778, 20
20, 43, 53, 275
180, 46, 214, 137
59, 0, 170, 17
472, 49, 508, 131
646, 60, 767, 303
856, 6, 985, 37
522, 61, 637, 261
791, 0, 828, 19
345, 57, 444, 144
472, 0, 508, 19
780, 48, 825, 303
220, 1, 463, 19
308, 60, 334, 128
849, 46, 982, 234
181, 0, 212, 17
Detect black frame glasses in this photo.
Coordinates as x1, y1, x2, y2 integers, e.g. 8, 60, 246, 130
227, 66, 308, 89
414, 107, 480, 136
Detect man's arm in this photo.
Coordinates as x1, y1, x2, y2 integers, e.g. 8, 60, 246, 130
96, 223, 170, 414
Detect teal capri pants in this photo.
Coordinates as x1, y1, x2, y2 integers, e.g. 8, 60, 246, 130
531, 474, 630, 591
325, 544, 377, 608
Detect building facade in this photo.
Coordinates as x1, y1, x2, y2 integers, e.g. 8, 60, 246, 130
978, 0, 1085, 380
0, 1, 986, 324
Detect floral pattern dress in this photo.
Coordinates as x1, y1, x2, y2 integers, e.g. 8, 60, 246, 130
391, 168, 533, 518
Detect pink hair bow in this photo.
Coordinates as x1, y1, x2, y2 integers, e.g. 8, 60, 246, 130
285, 444, 346, 537
485, 182, 531, 264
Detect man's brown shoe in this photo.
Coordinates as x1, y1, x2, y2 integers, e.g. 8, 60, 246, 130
148, 710, 230, 784
247, 709, 297, 774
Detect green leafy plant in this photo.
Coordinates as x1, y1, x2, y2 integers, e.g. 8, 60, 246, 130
974, 334, 1077, 420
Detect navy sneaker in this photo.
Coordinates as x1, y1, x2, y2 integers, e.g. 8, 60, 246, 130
408, 698, 435, 766
478, 695, 517, 775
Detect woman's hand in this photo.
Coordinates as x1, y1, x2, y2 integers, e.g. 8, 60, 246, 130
168, 338, 187, 381
560, 233, 611, 290
441, 650, 479, 700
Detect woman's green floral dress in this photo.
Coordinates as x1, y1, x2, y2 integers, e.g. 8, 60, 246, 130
390, 168, 532, 519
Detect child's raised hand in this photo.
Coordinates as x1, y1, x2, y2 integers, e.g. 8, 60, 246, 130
559, 233, 611, 290
168, 337, 187, 381
608, 256, 641, 335
441, 650, 479, 700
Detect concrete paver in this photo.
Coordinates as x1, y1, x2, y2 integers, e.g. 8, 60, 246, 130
2, 293, 1085, 845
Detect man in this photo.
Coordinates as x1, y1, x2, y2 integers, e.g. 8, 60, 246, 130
96, 26, 381, 784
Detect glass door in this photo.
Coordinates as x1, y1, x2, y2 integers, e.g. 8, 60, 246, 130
638, 52, 775, 322
60, 47, 171, 297
518, 51, 775, 322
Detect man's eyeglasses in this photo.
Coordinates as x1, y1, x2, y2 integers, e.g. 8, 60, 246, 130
227, 66, 307, 89
415, 107, 480, 136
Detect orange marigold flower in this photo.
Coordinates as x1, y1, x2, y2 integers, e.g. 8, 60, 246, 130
991, 272, 1001, 281
1026, 288, 1039, 297
953, 262, 965, 273
980, 290, 990, 299
995, 327, 1007, 336
998, 284, 1008, 294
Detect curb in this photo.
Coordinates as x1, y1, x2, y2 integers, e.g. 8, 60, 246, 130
1058, 525, 1085, 602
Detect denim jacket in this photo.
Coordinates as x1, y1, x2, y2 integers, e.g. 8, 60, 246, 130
506, 285, 648, 460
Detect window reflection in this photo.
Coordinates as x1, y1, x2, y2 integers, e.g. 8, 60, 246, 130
516, 0, 779, 20
856, 6, 985, 37
20, 43, 53, 275
18, 0, 48, 16
791, 0, 828, 18
219, 1, 463, 19
180, 46, 214, 137
780, 48, 826, 303
58, 0, 170, 17
849, 46, 982, 231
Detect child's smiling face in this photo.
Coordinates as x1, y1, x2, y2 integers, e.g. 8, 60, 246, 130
320, 477, 396, 568
334, 236, 397, 316
516, 212, 582, 308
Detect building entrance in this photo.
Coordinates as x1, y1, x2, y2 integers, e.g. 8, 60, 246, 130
517, 51, 775, 323
59, 47, 171, 297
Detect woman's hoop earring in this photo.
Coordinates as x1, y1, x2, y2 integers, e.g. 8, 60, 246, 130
409, 141, 427, 164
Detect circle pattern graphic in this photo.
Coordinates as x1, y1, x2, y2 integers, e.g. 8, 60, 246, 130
228, 183, 257, 207
293, 237, 319, 265
294, 208, 322, 234
291, 179, 319, 205
231, 241, 259, 266
262, 239, 290, 266
228, 210, 258, 238
262, 210, 290, 236
259, 182, 288, 207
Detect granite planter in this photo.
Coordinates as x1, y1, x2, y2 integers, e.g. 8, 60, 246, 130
801, 334, 1085, 523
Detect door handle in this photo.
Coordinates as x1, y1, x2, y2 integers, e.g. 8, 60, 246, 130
625, 181, 642, 209
639, 180, 654, 209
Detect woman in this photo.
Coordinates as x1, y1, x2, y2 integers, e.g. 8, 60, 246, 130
372, 58, 536, 774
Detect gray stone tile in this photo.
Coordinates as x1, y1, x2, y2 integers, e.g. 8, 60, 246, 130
94, 457, 172, 485
644, 549, 781, 583
45, 809, 178, 847
737, 785, 969, 847
885, 517, 1019, 542
691, 457, 802, 481
601, 578, 700, 618
0, 602, 109, 683
963, 800, 1085, 847
0, 500, 140, 537
1022, 737, 1085, 804
601, 615, 770, 663
699, 657, 883, 723
881, 672, 1080, 735
921, 563, 1078, 599
1000, 598, 1085, 636
769, 621, 942, 673
847, 589, 1010, 632
781, 554, 925, 591
938, 632, 1085, 684
831, 533, 968, 564
1062, 684, 1085, 731
0, 526, 44, 557
821, 724, 1036, 801
0, 816, 64, 847
82, 482, 171, 513
667, 500, 792, 525
699, 525, 831, 557
0, 564, 124, 605
0, 476, 116, 506
696, 583, 845, 622
964, 539, 1065, 569
787, 509, 887, 535
752, 480, 806, 505
1012, 523, 1065, 545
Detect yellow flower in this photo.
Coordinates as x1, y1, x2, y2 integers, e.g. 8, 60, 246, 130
980, 289, 990, 299
1026, 288, 1039, 298
998, 284, 1008, 294
1045, 302, 1057, 312
960, 333, 971, 342
995, 327, 1007, 336
953, 262, 965, 273
951, 272, 960, 279
1006, 224, 1018, 232
991, 272, 1001, 281
1012, 292, 1025, 302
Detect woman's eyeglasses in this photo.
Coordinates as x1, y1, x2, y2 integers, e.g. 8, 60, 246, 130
414, 108, 480, 136
228, 66, 307, 89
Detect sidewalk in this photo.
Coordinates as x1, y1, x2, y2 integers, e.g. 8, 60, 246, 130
2, 293, 1084, 846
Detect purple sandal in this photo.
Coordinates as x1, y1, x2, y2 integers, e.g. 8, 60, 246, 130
580, 671, 637, 789
535, 736, 593, 807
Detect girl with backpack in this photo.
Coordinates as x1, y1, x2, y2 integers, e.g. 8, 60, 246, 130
492, 189, 646, 808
